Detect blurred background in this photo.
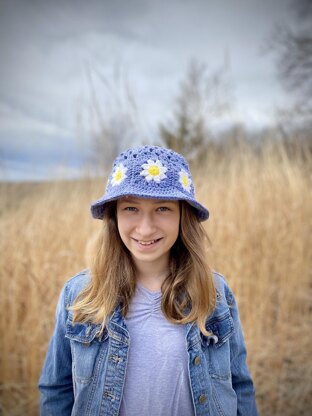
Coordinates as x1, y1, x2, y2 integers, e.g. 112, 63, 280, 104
0, 0, 311, 415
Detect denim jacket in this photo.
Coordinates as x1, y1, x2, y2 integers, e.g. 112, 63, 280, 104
39, 270, 258, 416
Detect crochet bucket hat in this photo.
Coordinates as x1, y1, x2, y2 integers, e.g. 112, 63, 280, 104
91, 145, 209, 221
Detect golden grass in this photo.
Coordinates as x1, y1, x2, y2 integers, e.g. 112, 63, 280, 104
0, 141, 311, 415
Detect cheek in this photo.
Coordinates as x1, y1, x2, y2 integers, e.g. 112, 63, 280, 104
116, 215, 127, 240
116, 225, 130, 250
116, 215, 135, 242
166, 219, 180, 241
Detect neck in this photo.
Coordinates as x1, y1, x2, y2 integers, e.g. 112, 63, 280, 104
134, 260, 169, 292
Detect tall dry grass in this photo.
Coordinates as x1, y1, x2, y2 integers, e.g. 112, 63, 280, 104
0, 140, 311, 415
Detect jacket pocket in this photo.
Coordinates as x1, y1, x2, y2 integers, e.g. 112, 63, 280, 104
65, 317, 108, 383
204, 310, 234, 380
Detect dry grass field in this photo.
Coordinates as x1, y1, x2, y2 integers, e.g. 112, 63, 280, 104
0, 140, 311, 415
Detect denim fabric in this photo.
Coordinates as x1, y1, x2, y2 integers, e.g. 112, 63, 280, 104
38, 270, 258, 416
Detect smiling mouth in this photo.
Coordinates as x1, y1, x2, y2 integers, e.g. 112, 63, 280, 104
134, 238, 162, 246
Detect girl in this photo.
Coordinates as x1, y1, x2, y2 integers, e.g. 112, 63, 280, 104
39, 145, 258, 416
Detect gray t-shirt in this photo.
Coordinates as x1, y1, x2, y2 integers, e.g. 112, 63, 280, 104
119, 283, 194, 416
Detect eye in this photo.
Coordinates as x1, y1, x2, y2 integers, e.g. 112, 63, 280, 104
157, 206, 170, 212
124, 206, 138, 212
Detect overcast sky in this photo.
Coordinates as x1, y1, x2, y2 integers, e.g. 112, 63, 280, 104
0, 0, 296, 181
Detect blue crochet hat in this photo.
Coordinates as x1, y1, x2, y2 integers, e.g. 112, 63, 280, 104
91, 145, 209, 221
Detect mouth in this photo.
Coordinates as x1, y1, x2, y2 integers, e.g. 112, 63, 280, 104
133, 238, 162, 246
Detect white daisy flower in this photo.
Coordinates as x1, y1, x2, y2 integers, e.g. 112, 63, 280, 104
179, 170, 192, 192
140, 159, 167, 183
111, 163, 128, 186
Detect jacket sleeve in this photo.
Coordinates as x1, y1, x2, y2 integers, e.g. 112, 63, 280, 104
38, 283, 74, 415
225, 284, 258, 416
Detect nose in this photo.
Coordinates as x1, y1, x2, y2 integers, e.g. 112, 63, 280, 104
135, 213, 157, 237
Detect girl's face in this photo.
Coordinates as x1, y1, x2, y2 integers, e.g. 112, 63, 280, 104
116, 197, 180, 273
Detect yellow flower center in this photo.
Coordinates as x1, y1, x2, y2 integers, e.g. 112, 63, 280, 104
115, 169, 123, 181
182, 175, 189, 187
148, 166, 160, 176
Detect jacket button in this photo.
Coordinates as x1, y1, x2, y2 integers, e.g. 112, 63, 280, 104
199, 394, 207, 404
194, 356, 201, 365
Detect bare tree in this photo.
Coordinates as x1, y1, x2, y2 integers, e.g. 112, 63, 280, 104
264, 0, 312, 152
85, 63, 141, 173
268, 0, 312, 112
159, 59, 232, 164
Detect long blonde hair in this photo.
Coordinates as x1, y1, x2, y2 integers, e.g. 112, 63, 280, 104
70, 200, 216, 336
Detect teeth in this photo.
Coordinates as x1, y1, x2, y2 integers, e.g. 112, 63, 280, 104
138, 240, 157, 245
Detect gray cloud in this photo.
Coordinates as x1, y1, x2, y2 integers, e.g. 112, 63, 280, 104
0, 0, 295, 180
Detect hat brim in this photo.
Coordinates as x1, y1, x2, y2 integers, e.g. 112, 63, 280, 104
91, 190, 209, 222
